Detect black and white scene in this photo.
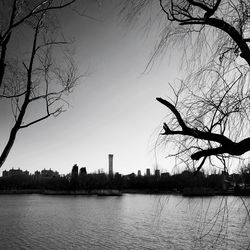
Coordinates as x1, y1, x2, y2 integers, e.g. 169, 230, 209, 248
0, 0, 250, 249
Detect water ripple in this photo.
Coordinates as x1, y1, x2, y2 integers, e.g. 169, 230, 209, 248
0, 194, 249, 250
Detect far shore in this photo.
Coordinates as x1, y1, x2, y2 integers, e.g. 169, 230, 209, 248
0, 189, 177, 195
0, 189, 249, 196
0, 189, 120, 196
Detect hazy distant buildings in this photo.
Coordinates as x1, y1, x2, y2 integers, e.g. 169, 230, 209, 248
124, 172, 136, 180
34, 170, 40, 177
41, 168, 59, 178
3, 168, 29, 177
109, 154, 113, 176
32, 169, 59, 179
97, 168, 104, 174
161, 172, 170, 178
114, 172, 121, 179
2, 168, 61, 179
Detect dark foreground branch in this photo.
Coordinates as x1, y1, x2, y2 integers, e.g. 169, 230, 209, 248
157, 97, 250, 161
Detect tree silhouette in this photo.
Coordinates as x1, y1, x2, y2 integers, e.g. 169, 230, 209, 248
0, 0, 78, 168
122, 0, 250, 171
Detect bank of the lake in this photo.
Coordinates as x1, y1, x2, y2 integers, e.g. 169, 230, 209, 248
0, 188, 249, 196
0, 189, 122, 196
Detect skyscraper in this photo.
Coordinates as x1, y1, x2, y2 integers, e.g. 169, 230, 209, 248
71, 164, 78, 178
155, 169, 160, 177
138, 170, 141, 177
108, 154, 113, 176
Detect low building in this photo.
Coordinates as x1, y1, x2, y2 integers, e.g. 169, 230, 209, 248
41, 168, 59, 178
161, 172, 170, 178
2, 168, 29, 177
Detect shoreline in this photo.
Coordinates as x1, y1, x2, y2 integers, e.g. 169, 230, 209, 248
0, 189, 249, 196
0, 189, 122, 196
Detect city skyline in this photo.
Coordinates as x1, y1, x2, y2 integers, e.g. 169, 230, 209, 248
0, 1, 184, 175
1, 155, 162, 177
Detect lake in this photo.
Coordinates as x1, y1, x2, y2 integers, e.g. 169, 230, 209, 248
0, 194, 249, 250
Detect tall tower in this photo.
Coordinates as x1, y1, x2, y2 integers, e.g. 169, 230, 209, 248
108, 154, 113, 176
71, 164, 79, 178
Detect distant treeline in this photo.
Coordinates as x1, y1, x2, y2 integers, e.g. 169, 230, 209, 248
0, 168, 250, 194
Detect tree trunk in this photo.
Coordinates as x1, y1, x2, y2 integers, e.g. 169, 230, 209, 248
0, 125, 19, 168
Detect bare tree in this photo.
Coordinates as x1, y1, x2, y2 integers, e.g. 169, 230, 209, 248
0, 0, 76, 88
122, 0, 250, 171
0, 0, 79, 168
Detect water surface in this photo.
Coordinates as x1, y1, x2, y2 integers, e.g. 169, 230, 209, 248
0, 194, 249, 249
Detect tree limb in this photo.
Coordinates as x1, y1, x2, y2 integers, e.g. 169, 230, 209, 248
157, 97, 233, 146
158, 97, 250, 161
19, 114, 51, 129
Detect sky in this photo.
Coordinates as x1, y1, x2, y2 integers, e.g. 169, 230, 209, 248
0, 0, 185, 176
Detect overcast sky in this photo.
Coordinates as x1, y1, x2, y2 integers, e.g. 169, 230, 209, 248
0, 0, 185, 175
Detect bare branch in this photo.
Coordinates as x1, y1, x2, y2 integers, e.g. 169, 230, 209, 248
0, 1, 79, 168
19, 114, 51, 129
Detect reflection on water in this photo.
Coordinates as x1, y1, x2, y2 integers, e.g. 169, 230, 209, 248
0, 194, 249, 250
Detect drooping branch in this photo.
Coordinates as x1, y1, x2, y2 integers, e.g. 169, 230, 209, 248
151, 1, 250, 169
160, 0, 250, 65
191, 137, 250, 160
121, 1, 250, 170
186, 0, 211, 13
157, 97, 250, 161
157, 97, 233, 145
157, 97, 187, 129
204, 18, 250, 65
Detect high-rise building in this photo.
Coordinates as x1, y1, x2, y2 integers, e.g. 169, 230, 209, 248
138, 170, 141, 177
155, 169, 160, 177
108, 154, 113, 176
71, 164, 78, 178
80, 167, 87, 175
70, 164, 79, 190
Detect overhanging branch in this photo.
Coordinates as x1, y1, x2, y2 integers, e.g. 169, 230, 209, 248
157, 97, 250, 161
157, 97, 233, 146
